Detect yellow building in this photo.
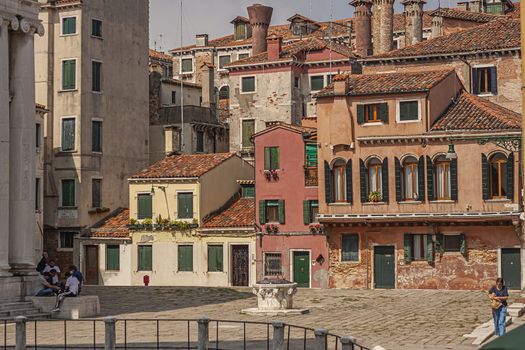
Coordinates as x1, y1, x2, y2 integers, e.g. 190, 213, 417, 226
77, 153, 256, 286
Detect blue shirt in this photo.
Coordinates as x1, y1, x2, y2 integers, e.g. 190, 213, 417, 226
489, 286, 509, 306
72, 270, 83, 285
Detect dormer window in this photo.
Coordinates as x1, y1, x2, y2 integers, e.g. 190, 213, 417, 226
293, 22, 307, 36
235, 23, 247, 40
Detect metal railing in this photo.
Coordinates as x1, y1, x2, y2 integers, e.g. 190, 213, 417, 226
1, 317, 372, 350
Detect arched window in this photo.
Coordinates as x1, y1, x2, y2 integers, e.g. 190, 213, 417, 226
402, 156, 418, 200
219, 86, 229, 100
332, 159, 347, 202
367, 158, 382, 196
435, 155, 451, 200
489, 153, 508, 198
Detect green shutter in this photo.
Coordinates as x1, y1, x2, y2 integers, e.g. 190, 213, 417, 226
138, 245, 152, 271
472, 68, 479, 95
177, 193, 193, 219
482, 154, 489, 200
459, 234, 466, 255
417, 156, 425, 201
92, 121, 102, 152
178, 245, 193, 272
324, 161, 333, 203
404, 234, 413, 263
450, 158, 458, 201
62, 118, 75, 151
270, 147, 280, 169
208, 245, 223, 272
259, 200, 266, 224
426, 156, 435, 201
242, 77, 255, 92
490, 66, 498, 95
92, 61, 101, 92
63, 17, 76, 35
395, 157, 402, 202
264, 147, 271, 170
360, 159, 367, 203
381, 158, 389, 202
278, 200, 285, 224
346, 159, 353, 204
426, 234, 434, 263
62, 60, 76, 90
303, 200, 310, 225
137, 194, 152, 220
357, 105, 365, 124
106, 245, 120, 271
507, 153, 514, 200
436, 234, 444, 254
306, 144, 318, 167
379, 103, 388, 123
62, 179, 75, 207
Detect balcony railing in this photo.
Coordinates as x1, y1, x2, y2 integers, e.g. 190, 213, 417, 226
305, 167, 318, 187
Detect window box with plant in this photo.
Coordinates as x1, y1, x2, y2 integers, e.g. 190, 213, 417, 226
265, 224, 279, 234
309, 223, 323, 234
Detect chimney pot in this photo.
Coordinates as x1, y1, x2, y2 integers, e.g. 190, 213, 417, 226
196, 34, 209, 47
350, 0, 373, 57
247, 4, 273, 55
402, 0, 425, 46
267, 34, 282, 61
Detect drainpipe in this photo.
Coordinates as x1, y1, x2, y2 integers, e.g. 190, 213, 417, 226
365, 231, 369, 289
520, 0, 525, 289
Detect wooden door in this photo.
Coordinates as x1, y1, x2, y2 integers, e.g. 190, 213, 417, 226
231, 245, 249, 286
293, 251, 310, 288
374, 246, 395, 289
85, 245, 99, 285
501, 248, 521, 290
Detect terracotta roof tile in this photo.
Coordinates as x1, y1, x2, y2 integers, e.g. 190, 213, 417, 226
317, 69, 454, 97
429, 7, 503, 22
87, 209, 130, 238
131, 153, 236, 179
201, 197, 255, 228
254, 121, 317, 140
431, 91, 522, 132
368, 17, 519, 60
149, 49, 173, 62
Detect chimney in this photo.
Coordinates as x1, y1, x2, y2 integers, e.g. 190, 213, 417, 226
350, 0, 373, 57
267, 34, 282, 61
371, 0, 382, 54
402, 0, 425, 46
457, 1, 470, 11
380, 0, 395, 53
200, 62, 215, 108
431, 15, 443, 39
247, 4, 273, 55
470, 0, 482, 12
196, 34, 209, 47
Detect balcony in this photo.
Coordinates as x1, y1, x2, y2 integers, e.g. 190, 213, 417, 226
305, 167, 318, 187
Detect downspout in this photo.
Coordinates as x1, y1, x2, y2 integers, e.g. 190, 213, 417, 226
365, 231, 369, 289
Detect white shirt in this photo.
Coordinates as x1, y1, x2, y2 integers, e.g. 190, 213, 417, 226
66, 276, 79, 295
43, 265, 60, 284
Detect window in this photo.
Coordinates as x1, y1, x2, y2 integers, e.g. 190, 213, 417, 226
138, 245, 152, 271
36, 123, 41, 149
444, 235, 461, 252
178, 245, 193, 272
367, 158, 383, 196
207, 245, 223, 272
171, 91, 177, 104
365, 104, 380, 123
326, 74, 336, 85
35, 178, 41, 211
92, 179, 101, 208
238, 53, 249, 61
357, 103, 388, 124
435, 155, 451, 200
489, 153, 508, 198
137, 193, 152, 219
62, 17, 76, 35
265, 200, 280, 223
61, 118, 75, 151
402, 157, 418, 200
264, 147, 280, 170
177, 192, 193, 219
241, 184, 255, 198
92, 120, 102, 152
106, 245, 120, 271
196, 131, 204, 153
310, 75, 324, 91
341, 234, 359, 262
235, 23, 247, 40
92, 19, 102, 38
241, 76, 255, 93
218, 55, 231, 70
59, 231, 77, 249
62, 59, 76, 90
61, 179, 75, 207
180, 58, 193, 73
241, 119, 255, 148
219, 86, 229, 100
294, 76, 300, 88
92, 61, 102, 92
303, 200, 319, 224
411, 234, 428, 260
264, 253, 282, 276
305, 144, 318, 187
292, 23, 307, 36
472, 66, 497, 95
333, 159, 347, 202
398, 101, 419, 122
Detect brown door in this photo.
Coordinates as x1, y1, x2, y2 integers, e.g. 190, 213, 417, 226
231, 245, 249, 286
85, 245, 99, 285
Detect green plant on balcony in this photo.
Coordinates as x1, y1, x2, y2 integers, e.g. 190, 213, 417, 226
368, 191, 382, 203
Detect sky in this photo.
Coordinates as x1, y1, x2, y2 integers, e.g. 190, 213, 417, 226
149, 0, 455, 52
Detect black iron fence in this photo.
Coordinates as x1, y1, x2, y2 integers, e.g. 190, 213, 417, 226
1, 317, 372, 350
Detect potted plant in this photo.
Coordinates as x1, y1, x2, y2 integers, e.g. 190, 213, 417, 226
309, 223, 323, 234
189, 218, 199, 228
143, 218, 153, 230
270, 169, 279, 180
265, 224, 279, 234
263, 170, 272, 181
128, 218, 138, 230
368, 191, 382, 203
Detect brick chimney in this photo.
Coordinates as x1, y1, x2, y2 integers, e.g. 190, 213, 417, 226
372, 0, 395, 54
371, 0, 381, 54
247, 4, 273, 56
267, 34, 282, 61
402, 0, 425, 46
350, 0, 373, 57
200, 62, 215, 108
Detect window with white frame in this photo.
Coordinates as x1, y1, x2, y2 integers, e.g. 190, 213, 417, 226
310, 75, 325, 91
61, 118, 76, 151
241, 76, 255, 93
218, 54, 231, 70
59, 231, 77, 249
61, 17, 77, 35
264, 252, 282, 276
238, 52, 249, 60
180, 57, 193, 74
398, 100, 420, 122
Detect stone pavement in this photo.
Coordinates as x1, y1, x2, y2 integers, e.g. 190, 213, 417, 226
1, 286, 522, 350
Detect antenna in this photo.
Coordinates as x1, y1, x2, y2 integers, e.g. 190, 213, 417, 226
179, 0, 185, 153
159, 34, 164, 52
329, 0, 333, 79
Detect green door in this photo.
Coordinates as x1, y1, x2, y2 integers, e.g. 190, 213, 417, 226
501, 248, 521, 290
374, 246, 395, 289
293, 251, 310, 288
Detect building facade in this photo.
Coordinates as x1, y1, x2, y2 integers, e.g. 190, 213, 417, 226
316, 70, 523, 290
35, 0, 150, 270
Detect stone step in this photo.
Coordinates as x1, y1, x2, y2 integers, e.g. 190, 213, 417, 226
0, 312, 52, 322
7, 308, 44, 317
0, 302, 34, 311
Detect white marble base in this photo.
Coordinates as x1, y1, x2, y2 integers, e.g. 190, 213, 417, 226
27, 296, 100, 320
241, 307, 310, 316
0, 275, 40, 303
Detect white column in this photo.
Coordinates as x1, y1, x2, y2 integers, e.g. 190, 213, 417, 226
8, 19, 37, 274
0, 16, 13, 276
